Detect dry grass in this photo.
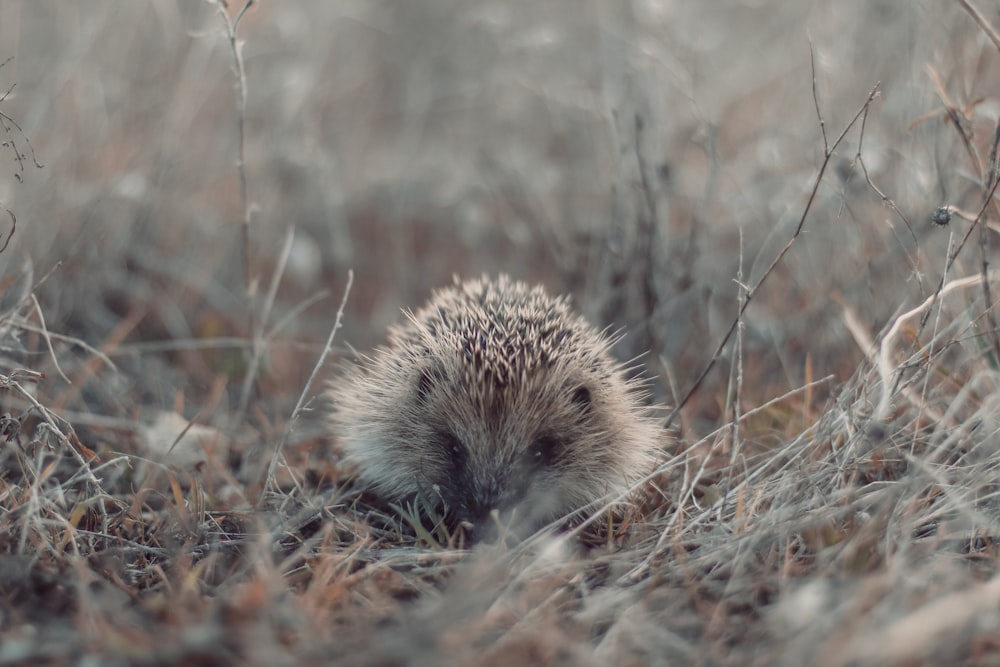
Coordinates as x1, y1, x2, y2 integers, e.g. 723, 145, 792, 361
2, 1, 1000, 665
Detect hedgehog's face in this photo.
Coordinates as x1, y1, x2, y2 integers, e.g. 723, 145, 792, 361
402, 357, 628, 537
332, 276, 658, 541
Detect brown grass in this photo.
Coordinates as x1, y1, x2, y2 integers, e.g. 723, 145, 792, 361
2, 1, 1000, 665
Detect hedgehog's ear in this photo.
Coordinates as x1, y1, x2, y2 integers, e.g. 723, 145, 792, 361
416, 370, 435, 404
416, 366, 446, 405
570, 384, 592, 414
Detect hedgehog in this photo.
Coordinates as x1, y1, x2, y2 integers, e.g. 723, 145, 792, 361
330, 275, 662, 538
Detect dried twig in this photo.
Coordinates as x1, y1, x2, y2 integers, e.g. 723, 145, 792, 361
920, 176, 1000, 330
13, 319, 119, 375
956, 0, 1000, 54
927, 65, 983, 178
28, 293, 70, 384
853, 92, 919, 264
874, 272, 999, 421
0, 208, 14, 253
0, 63, 44, 180
262, 270, 354, 499
979, 121, 1000, 370
235, 227, 295, 426
214, 0, 259, 415
666, 79, 882, 430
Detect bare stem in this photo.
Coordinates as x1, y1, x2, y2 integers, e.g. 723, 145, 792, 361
214, 0, 258, 414
956, 0, 1000, 53
666, 80, 882, 431
262, 270, 354, 499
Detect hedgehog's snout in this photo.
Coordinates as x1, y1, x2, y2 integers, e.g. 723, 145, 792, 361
448, 454, 558, 541
452, 473, 506, 525
453, 496, 517, 543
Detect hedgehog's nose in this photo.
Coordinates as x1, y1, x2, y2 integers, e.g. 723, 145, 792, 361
455, 516, 484, 544
455, 484, 502, 524
455, 517, 477, 543
456, 504, 523, 544
455, 501, 494, 532
452, 506, 487, 544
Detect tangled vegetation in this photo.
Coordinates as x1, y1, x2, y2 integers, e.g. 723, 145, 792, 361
2, 2, 1000, 665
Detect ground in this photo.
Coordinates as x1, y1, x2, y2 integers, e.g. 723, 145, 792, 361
1, 1, 1000, 665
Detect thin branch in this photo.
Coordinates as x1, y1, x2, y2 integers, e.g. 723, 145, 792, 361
214, 0, 257, 412
0, 208, 14, 253
12, 319, 119, 375
1, 374, 108, 499
214, 0, 254, 288
839, 298, 945, 425
666, 81, 881, 430
854, 97, 919, 255
956, 0, 1000, 54
927, 65, 983, 178
874, 272, 999, 421
28, 293, 70, 384
920, 175, 1000, 330
633, 113, 666, 364
809, 42, 828, 154
110, 336, 321, 355
262, 270, 353, 498
0, 71, 44, 178
719, 226, 748, 523
264, 289, 331, 345
980, 120, 1000, 366
235, 226, 295, 426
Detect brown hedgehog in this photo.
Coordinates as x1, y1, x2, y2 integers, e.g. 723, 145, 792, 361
330, 275, 661, 537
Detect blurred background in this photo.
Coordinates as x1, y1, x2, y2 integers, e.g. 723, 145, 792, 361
0, 1, 994, 443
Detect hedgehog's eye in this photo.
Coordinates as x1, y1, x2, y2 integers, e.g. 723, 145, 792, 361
442, 432, 469, 469
529, 435, 563, 468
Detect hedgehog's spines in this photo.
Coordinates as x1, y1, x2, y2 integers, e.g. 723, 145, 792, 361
329, 274, 663, 534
